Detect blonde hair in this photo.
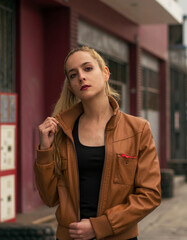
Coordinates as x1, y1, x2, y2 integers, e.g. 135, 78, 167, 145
52, 46, 120, 175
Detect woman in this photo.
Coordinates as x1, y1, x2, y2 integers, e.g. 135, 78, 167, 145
34, 46, 161, 240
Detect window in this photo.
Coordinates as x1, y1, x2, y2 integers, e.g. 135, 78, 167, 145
141, 68, 159, 117
141, 67, 160, 153
0, 0, 15, 93
102, 54, 128, 112
170, 67, 187, 158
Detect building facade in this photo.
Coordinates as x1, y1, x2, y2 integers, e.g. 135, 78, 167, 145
168, 0, 187, 174
0, 0, 182, 216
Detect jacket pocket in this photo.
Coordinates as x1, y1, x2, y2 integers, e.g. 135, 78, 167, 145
114, 153, 138, 185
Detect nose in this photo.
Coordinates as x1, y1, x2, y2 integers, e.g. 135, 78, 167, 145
78, 70, 86, 82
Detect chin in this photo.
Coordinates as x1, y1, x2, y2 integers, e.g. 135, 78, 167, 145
77, 89, 105, 102
78, 93, 97, 102
79, 95, 94, 102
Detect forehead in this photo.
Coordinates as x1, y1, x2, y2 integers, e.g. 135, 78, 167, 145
66, 51, 98, 70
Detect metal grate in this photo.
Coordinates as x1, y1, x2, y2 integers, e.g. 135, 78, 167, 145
0, 0, 14, 93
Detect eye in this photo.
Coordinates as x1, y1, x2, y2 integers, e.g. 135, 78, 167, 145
69, 73, 77, 79
85, 66, 93, 72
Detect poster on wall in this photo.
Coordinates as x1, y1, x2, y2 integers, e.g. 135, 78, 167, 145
0, 125, 15, 171
0, 175, 15, 222
0, 93, 17, 222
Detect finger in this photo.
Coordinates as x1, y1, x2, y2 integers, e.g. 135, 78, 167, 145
81, 218, 88, 222
40, 123, 56, 132
44, 119, 58, 126
69, 222, 79, 229
44, 120, 58, 129
46, 117, 59, 125
52, 117, 60, 124
69, 229, 81, 234
51, 121, 58, 132
69, 230, 80, 238
69, 233, 80, 238
48, 125, 57, 134
40, 126, 56, 135
50, 117, 59, 125
43, 122, 58, 131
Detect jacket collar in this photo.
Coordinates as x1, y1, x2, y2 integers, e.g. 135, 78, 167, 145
55, 96, 121, 135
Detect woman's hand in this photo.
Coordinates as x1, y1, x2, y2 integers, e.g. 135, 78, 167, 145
38, 117, 59, 150
69, 219, 95, 240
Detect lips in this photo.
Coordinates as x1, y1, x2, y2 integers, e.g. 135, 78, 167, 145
80, 85, 91, 90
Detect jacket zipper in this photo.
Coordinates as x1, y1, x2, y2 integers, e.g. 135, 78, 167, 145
96, 119, 111, 216
73, 143, 81, 221
57, 121, 80, 221
96, 135, 106, 216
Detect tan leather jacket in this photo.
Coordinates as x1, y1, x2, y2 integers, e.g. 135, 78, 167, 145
34, 97, 161, 240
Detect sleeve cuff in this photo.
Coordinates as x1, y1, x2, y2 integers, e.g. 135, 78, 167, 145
90, 215, 113, 239
36, 144, 54, 165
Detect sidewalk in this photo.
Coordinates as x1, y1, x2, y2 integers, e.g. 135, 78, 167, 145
139, 176, 187, 240
16, 205, 57, 230
15, 176, 187, 240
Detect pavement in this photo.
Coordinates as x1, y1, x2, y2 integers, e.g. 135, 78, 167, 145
14, 175, 187, 240
139, 175, 187, 240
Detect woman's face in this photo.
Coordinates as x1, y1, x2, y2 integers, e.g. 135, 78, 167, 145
66, 51, 109, 101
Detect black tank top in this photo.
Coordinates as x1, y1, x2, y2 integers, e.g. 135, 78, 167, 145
72, 116, 105, 219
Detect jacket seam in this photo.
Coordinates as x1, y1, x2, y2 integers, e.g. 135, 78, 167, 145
113, 131, 143, 143
139, 121, 148, 143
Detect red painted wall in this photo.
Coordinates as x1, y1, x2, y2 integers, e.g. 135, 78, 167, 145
18, 0, 45, 212
17, 0, 70, 212
139, 24, 168, 60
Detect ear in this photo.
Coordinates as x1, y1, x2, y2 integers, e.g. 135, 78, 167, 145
103, 66, 110, 82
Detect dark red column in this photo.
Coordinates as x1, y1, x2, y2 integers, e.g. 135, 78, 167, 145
129, 42, 141, 116
43, 7, 70, 117
159, 60, 170, 168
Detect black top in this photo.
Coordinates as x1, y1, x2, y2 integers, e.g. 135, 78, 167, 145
73, 116, 105, 219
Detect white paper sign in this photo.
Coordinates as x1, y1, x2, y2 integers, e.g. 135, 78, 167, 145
1, 125, 15, 170
0, 175, 15, 222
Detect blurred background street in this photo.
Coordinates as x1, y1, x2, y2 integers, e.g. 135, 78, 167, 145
0, 0, 187, 239
139, 176, 187, 240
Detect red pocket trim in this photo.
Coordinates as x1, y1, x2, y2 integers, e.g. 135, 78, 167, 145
121, 154, 137, 159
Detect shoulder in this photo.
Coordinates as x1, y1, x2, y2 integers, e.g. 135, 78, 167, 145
117, 111, 150, 138
120, 111, 148, 127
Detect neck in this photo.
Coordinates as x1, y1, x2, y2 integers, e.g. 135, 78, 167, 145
81, 95, 113, 121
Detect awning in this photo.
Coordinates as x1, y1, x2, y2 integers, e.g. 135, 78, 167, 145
100, 0, 183, 24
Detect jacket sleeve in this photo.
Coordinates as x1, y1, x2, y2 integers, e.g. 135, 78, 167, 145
34, 145, 59, 207
90, 121, 161, 239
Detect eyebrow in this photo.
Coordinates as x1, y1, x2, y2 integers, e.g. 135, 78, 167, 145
68, 62, 92, 74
